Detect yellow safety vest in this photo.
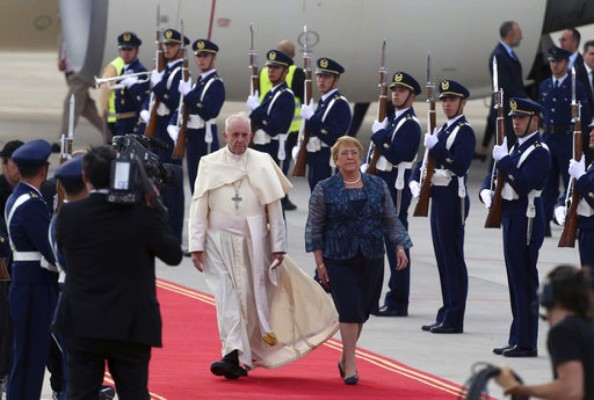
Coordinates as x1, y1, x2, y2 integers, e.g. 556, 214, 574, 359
259, 65, 302, 132
108, 57, 125, 123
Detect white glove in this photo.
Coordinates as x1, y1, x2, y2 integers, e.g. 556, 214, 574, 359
167, 125, 180, 142
291, 145, 300, 160
568, 158, 586, 180
492, 137, 508, 161
424, 128, 438, 149
409, 181, 420, 199
372, 117, 388, 134
178, 78, 193, 96
246, 91, 260, 110
151, 70, 164, 86
300, 99, 315, 120
480, 189, 493, 209
554, 205, 567, 226
121, 76, 138, 88
139, 109, 150, 124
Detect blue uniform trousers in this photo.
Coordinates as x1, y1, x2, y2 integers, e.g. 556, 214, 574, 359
8, 281, 58, 400
186, 128, 219, 195
154, 116, 184, 242
501, 200, 543, 349
542, 133, 572, 225
578, 216, 594, 291
307, 148, 332, 191
115, 117, 138, 137
430, 184, 469, 328
379, 169, 412, 312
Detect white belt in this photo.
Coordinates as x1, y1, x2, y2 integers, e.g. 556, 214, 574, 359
502, 185, 543, 217
431, 169, 453, 187
306, 136, 329, 153
501, 183, 519, 201
156, 102, 170, 116
12, 251, 42, 261
188, 115, 215, 145
577, 198, 594, 217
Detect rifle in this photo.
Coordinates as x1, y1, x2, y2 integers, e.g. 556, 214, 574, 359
144, 5, 164, 138
172, 20, 190, 160
413, 52, 436, 217
484, 56, 505, 228
558, 67, 583, 248
55, 94, 75, 213
292, 25, 312, 177
366, 39, 388, 176
248, 23, 259, 134
0, 258, 9, 281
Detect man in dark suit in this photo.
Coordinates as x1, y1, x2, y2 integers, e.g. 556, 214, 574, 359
577, 40, 594, 164
476, 21, 527, 159
55, 146, 183, 399
559, 28, 583, 71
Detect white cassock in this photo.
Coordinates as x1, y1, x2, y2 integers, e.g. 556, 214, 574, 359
189, 146, 339, 369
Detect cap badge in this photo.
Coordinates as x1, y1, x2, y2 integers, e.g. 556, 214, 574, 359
395, 73, 403, 82
269, 51, 277, 60
320, 58, 328, 68
441, 81, 449, 90
198, 41, 205, 50
510, 99, 518, 110
165, 30, 173, 39
123, 33, 131, 42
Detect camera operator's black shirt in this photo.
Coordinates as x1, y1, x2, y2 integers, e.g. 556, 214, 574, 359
548, 315, 594, 399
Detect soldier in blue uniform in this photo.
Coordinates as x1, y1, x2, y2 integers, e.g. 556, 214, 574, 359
114, 32, 149, 136
565, 122, 594, 289
171, 38, 225, 194
539, 45, 590, 236
410, 80, 476, 334
368, 72, 422, 317
140, 28, 189, 242
300, 58, 352, 191
4, 139, 58, 400
480, 98, 551, 357
246, 50, 295, 173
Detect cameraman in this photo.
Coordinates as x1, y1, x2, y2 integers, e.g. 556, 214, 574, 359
55, 146, 182, 398
496, 265, 594, 399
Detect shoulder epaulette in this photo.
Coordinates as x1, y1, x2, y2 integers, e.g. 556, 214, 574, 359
30, 192, 38, 198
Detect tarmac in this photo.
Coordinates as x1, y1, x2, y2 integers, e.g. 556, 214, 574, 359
0, 52, 581, 399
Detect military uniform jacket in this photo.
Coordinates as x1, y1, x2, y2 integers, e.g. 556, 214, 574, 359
5, 182, 56, 284
116, 59, 149, 116
539, 75, 590, 131
306, 90, 352, 148
373, 108, 421, 167
150, 59, 183, 117
55, 193, 182, 347
495, 133, 551, 216
182, 70, 225, 127
412, 116, 475, 186
575, 161, 594, 229
250, 82, 295, 137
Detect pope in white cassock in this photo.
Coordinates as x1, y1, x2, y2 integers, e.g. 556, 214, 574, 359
188, 113, 339, 379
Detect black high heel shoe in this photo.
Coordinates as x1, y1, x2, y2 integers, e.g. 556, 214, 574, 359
344, 374, 359, 385
337, 361, 345, 378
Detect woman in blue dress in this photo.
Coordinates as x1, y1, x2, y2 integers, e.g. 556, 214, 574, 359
305, 136, 412, 385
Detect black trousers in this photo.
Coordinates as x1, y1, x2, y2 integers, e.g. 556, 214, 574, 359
0, 281, 11, 378
66, 337, 151, 400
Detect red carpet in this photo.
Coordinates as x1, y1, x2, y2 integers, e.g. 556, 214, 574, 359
132, 279, 467, 399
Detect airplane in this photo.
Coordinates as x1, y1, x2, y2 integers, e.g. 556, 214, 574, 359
6, 0, 594, 102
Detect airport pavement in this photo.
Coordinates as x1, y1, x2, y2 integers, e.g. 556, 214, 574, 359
0, 52, 582, 399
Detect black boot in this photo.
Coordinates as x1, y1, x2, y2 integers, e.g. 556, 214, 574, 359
210, 350, 247, 379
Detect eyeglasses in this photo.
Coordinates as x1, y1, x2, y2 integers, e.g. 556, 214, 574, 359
338, 150, 360, 158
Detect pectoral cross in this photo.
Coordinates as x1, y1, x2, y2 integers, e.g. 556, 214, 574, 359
231, 192, 243, 209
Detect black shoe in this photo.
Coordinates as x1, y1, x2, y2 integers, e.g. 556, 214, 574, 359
430, 324, 463, 334
372, 305, 408, 317
344, 375, 359, 385
502, 346, 537, 358
282, 198, 297, 211
51, 142, 61, 153
473, 152, 487, 162
99, 385, 116, 400
545, 224, 552, 238
421, 322, 440, 332
210, 359, 243, 379
493, 344, 514, 355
